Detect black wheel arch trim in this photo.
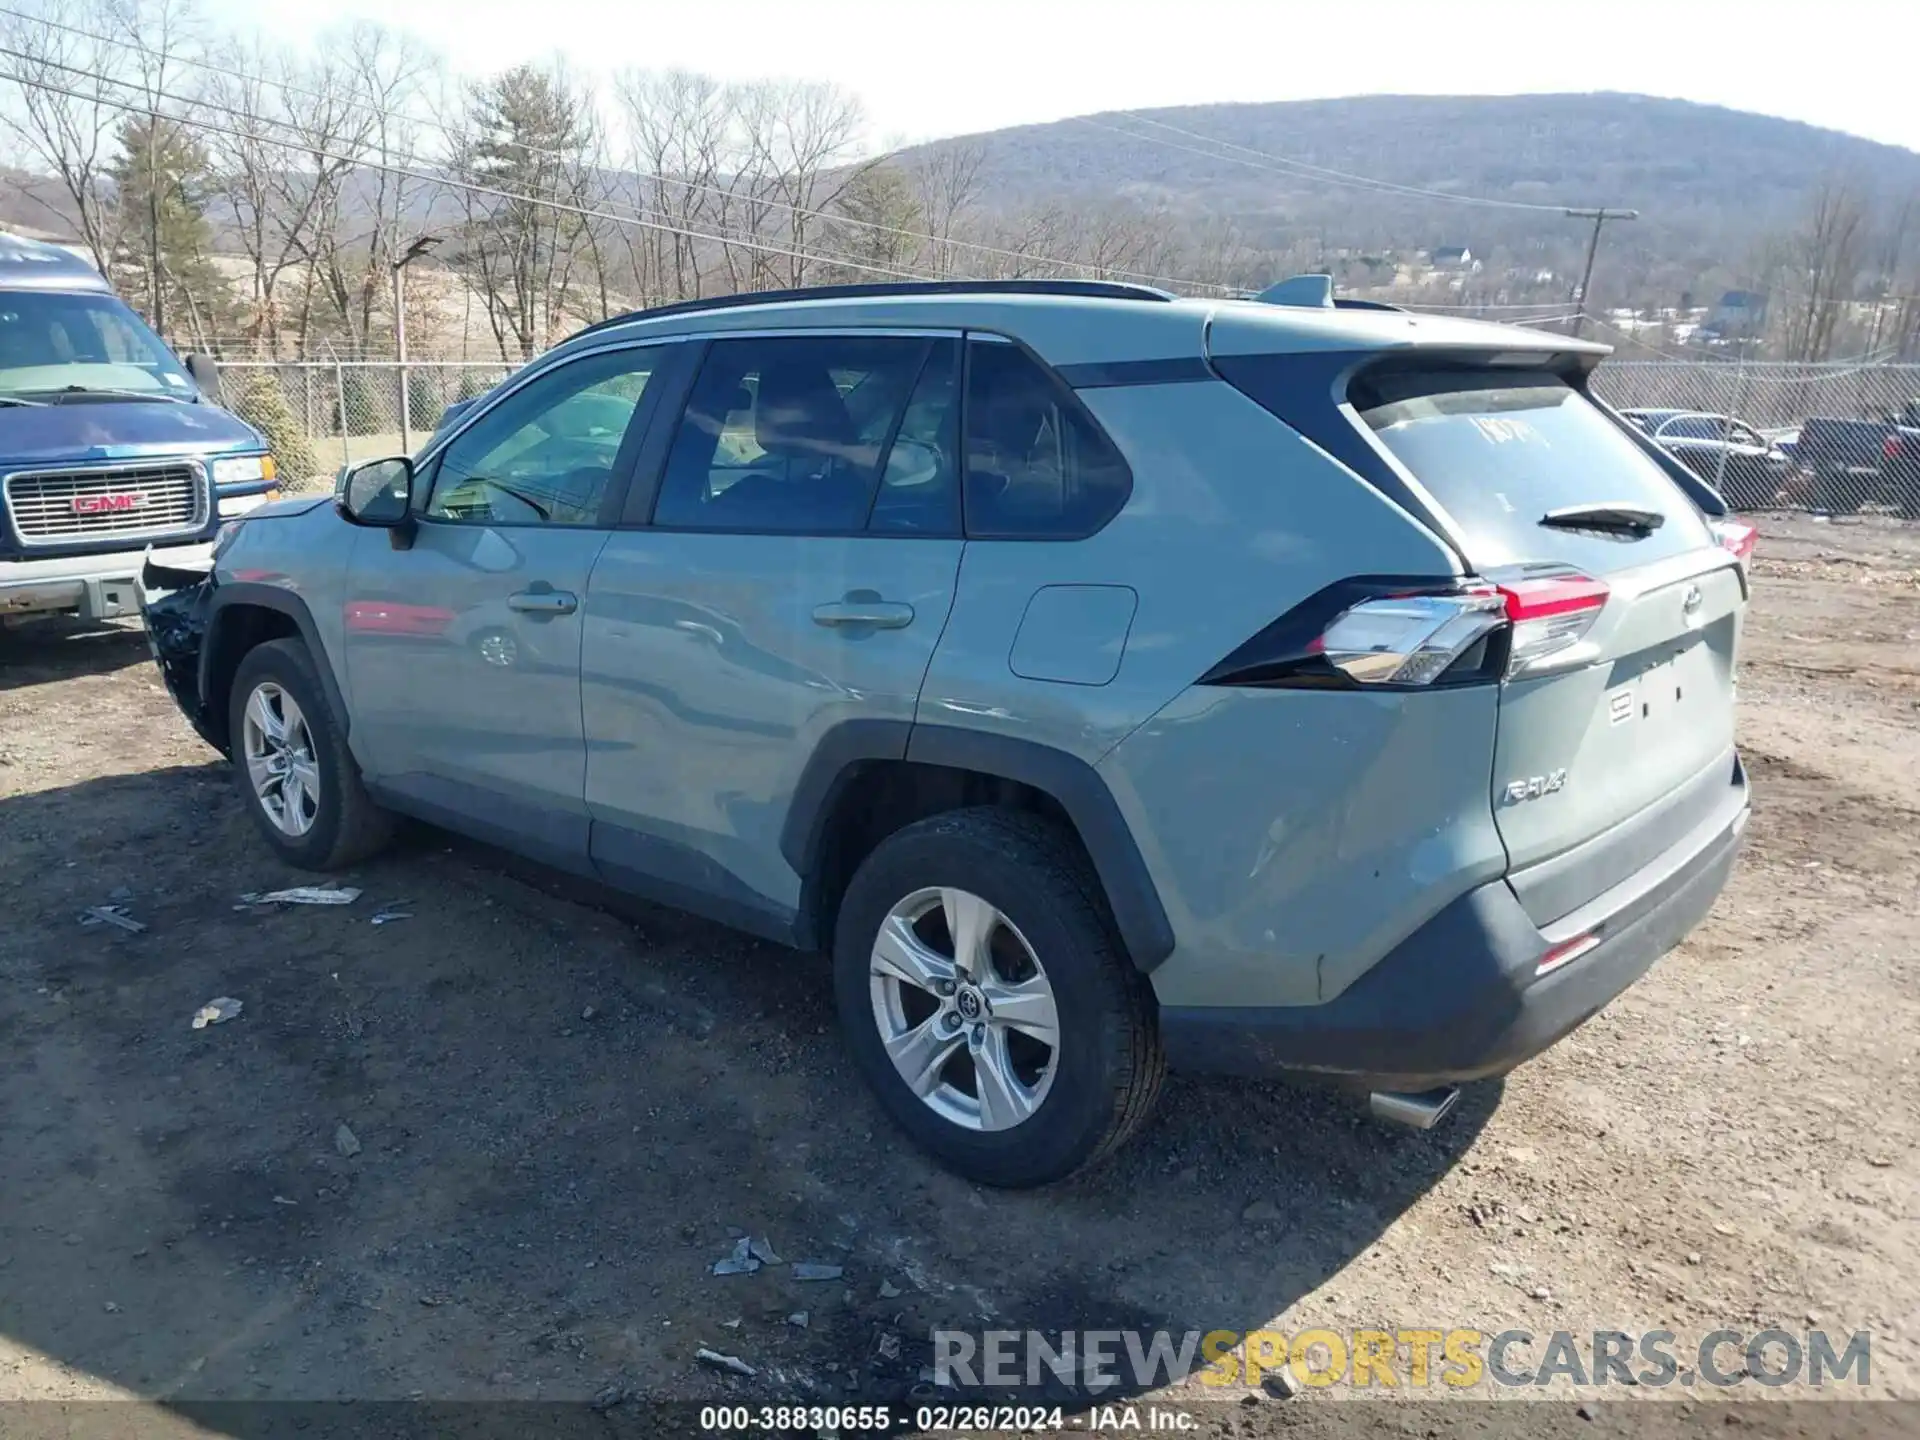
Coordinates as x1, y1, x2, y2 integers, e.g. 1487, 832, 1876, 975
780, 719, 1176, 972
202, 582, 351, 741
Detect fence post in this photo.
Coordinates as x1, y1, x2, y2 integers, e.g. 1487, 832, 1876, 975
334, 357, 350, 467
1713, 349, 1748, 496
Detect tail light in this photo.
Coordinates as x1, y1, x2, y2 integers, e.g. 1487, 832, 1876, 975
1201, 572, 1612, 692
1713, 519, 1757, 565
1884, 434, 1903, 463
1314, 590, 1507, 685
1496, 575, 1610, 676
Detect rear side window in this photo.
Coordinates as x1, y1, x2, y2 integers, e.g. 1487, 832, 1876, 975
1351, 369, 1714, 570
964, 339, 1131, 539
653, 334, 936, 534
1659, 415, 1726, 440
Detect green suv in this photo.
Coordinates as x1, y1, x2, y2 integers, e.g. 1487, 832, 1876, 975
144, 278, 1752, 1186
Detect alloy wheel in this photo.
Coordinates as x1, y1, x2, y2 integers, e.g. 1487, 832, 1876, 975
241, 681, 320, 837
868, 886, 1060, 1132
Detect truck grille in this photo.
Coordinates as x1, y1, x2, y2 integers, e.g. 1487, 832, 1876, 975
4, 461, 208, 547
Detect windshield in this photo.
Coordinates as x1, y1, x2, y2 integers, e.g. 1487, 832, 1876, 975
0, 289, 193, 397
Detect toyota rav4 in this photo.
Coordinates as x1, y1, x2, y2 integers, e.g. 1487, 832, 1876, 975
141, 278, 1753, 1187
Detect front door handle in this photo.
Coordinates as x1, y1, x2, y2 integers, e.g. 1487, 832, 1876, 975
508, 589, 578, 615
812, 600, 914, 630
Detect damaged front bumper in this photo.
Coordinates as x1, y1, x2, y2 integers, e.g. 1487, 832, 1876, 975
140, 554, 224, 753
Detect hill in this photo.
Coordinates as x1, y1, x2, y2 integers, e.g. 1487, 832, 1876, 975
894, 92, 1920, 301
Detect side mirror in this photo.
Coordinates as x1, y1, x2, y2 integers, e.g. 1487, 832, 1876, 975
184, 352, 221, 403
336, 456, 415, 546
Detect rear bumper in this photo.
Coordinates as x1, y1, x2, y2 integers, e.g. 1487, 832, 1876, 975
1160, 760, 1749, 1089
1, 542, 213, 620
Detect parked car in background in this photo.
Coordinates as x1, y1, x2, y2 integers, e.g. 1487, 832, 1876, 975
0, 233, 279, 626
1792, 401, 1920, 517
1625, 410, 1790, 511
1618, 406, 1690, 436
142, 278, 1751, 1186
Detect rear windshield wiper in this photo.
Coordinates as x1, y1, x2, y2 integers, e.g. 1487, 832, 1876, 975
1540, 503, 1666, 537
0, 394, 50, 407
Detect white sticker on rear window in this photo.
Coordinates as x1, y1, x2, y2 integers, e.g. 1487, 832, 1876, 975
1469, 416, 1540, 445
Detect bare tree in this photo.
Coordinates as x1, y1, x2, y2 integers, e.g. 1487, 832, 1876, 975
1774, 179, 1870, 363
304, 23, 437, 355
911, 138, 985, 279
613, 67, 730, 303
0, 0, 131, 271
728, 79, 873, 290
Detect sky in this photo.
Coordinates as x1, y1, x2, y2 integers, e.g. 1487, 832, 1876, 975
200, 0, 1920, 154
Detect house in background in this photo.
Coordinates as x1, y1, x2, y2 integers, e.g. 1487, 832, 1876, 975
1702, 290, 1768, 341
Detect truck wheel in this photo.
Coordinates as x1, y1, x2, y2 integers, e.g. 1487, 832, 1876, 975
1811, 466, 1864, 515
832, 808, 1165, 1187
227, 638, 392, 870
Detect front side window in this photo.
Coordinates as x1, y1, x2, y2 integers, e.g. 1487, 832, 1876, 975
1659, 415, 1726, 441
652, 334, 939, 534
425, 346, 660, 525
963, 339, 1131, 539
0, 290, 192, 397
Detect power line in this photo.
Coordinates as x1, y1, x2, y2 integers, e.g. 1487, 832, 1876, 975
1102, 113, 1578, 215
0, 3, 1229, 294
0, 40, 937, 281
1, 65, 947, 283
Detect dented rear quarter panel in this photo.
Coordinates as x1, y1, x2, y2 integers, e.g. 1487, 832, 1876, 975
1101, 683, 1507, 1010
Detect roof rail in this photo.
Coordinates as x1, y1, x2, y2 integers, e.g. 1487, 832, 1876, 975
566, 278, 1176, 344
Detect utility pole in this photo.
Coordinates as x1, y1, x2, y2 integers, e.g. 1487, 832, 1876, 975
146, 114, 164, 337
391, 234, 442, 453
1566, 207, 1639, 338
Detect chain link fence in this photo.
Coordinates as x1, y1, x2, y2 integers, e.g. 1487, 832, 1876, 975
1589, 360, 1920, 517
219, 360, 521, 489
221, 356, 1920, 517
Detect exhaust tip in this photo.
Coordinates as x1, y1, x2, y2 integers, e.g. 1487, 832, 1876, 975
1369, 1087, 1461, 1131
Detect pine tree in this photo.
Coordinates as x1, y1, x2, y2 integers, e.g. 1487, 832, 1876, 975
107, 115, 229, 347
228, 372, 322, 489
453, 65, 595, 359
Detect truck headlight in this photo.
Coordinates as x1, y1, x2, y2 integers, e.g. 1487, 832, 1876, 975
211, 454, 277, 487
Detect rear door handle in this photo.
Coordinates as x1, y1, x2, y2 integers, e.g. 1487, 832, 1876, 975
508, 589, 578, 615
812, 600, 915, 630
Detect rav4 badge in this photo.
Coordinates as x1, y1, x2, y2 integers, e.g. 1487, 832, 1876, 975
1504, 769, 1568, 803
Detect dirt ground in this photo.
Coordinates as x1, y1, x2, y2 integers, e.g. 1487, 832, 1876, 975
1, 513, 1916, 1437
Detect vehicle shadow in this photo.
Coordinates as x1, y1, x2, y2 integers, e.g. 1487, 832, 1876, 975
0, 764, 1496, 1426
0, 616, 151, 691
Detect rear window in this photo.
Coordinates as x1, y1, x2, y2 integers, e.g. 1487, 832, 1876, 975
1351, 369, 1714, 570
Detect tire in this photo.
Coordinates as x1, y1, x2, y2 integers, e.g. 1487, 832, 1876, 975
832, 807, 1165, 1187
1810, 465, 1864, 516
227, 637, 393, 870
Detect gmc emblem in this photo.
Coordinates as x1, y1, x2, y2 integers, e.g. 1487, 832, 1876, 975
72, 492, 149, 514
